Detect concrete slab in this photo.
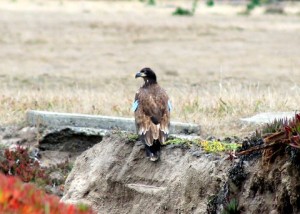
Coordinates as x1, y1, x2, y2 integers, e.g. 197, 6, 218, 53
240, 112, 297, 124
26, 110, 200, 135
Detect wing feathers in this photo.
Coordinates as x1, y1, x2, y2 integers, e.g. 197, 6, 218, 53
134, 84, 170, 145
132, 100, 139, 112
168, 100, 172, 112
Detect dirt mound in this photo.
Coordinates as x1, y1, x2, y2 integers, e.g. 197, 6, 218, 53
61, 134, 300, 214
61, 134, 232, 214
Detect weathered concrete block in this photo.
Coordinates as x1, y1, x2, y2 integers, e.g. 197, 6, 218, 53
26, 110, 200, 135
240, 112, 296, 124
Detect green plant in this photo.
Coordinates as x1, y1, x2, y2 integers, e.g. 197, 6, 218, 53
262, 114, 300, 149
164, 137, 196, 146
260, 118, 288, 135
173, 8, 193, 16
164, 137, 241, 154
173, 0, 198, 16
246, 0, 261, 12
200, 141, 241, 153
206, 0, 214, 7
127, 133, 139, 143
238, 114, 300, 165
147, 0, 156, 5
222, 198, 240, 214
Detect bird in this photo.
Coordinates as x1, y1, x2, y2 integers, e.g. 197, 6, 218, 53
132, 67, 171, 162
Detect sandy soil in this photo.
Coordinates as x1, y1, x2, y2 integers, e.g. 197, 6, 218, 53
0, 0, 300, 137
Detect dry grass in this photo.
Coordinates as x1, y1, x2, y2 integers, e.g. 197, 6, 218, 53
2, 79, 300, 137
0, 0, 300, 137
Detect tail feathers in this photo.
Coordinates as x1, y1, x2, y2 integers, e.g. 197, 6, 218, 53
143, 124, 160, 147
143, 124, 169, 147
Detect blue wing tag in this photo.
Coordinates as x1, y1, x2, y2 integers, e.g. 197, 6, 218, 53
168, 100, 172, 112
132, 100, 139, 112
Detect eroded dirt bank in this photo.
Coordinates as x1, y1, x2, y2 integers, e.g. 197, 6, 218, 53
61, 134, 300, 214
1, 126, 300, 213
61, 134, 232, 213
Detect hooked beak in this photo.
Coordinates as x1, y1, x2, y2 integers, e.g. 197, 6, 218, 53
135, 72, 146, 79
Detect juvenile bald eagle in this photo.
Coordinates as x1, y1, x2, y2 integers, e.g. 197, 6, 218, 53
133, 68, 171, 162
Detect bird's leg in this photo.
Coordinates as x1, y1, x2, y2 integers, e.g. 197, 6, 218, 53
149, 140, 161, 162
143, 144, 159, 162
144, 144, 152, 157
142, 139, 161, 162
149, 153, 159, 162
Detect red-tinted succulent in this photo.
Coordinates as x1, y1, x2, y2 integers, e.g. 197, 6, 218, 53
0, 173, 94, 214
0, 146, 47, 183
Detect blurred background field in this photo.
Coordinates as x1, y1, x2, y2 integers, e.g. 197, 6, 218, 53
0, 0, 300, 137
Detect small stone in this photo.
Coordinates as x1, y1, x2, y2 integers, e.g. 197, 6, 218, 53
29, 147, 40, 159
1, 138, 24, 147
206, 136, 216, 141
49, 171, 64, 184
19, 126, 37, 142
191, 150, 203, 157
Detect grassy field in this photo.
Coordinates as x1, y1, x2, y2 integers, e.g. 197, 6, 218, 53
0, 0, 300, 137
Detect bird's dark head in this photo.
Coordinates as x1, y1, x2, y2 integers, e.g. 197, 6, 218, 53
135, 67, 157, 84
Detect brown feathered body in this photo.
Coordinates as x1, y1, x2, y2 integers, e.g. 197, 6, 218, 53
134, 83, 170, 147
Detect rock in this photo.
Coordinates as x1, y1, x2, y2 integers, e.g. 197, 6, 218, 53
190, 150, 203, 157
240, 112, 296, 124
28, 147, 40, 159
0, 138, 25, 147
61, 135, 231, 214
265, 4, 285, 14
18, 126, 38, 143
45, 184, 64, 197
